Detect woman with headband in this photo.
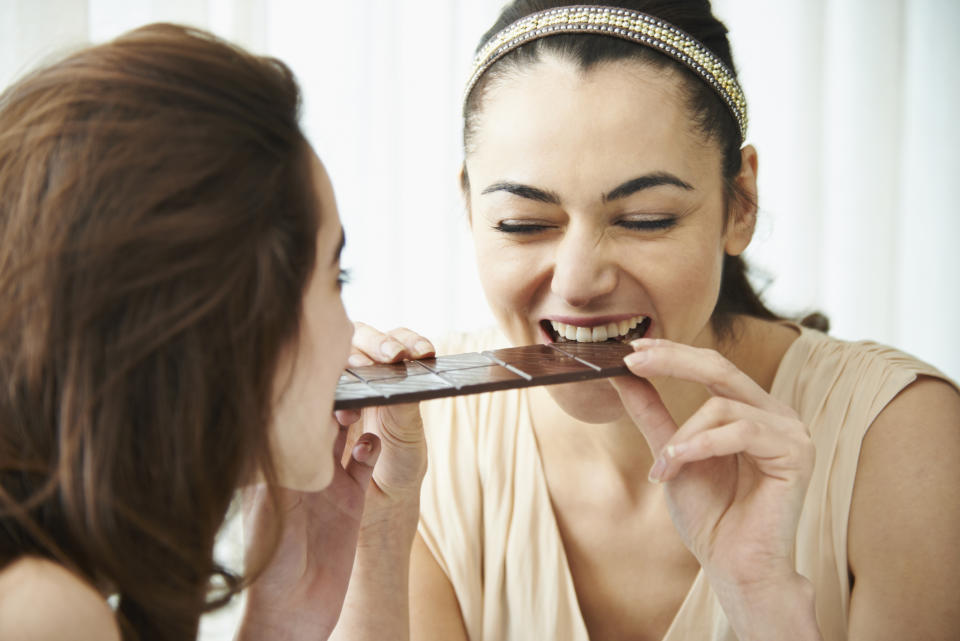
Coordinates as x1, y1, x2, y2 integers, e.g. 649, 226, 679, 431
349, 2, 960, 640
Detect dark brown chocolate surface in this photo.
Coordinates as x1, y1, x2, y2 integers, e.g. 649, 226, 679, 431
333, 341, 634, 410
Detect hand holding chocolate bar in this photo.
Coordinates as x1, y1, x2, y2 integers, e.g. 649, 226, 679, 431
335, 322, 434, 518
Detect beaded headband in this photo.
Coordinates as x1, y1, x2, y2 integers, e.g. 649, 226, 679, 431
465, 5, 748, 142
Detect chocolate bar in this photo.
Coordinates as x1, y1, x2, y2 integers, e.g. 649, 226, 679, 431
334, 341, 633, 410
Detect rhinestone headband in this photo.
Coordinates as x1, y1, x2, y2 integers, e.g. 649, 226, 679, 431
465, 5, 748, 141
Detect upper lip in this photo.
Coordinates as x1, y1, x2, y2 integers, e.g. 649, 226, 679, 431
541, 313, 647, 327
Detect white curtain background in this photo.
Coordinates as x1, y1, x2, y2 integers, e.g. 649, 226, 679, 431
2, 1, 958, 637
3, 1, 958, 379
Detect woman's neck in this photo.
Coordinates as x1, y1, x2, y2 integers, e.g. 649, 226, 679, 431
529, 385, 657, 494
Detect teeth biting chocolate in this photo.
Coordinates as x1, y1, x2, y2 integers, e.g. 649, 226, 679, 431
334, 341, 633, 410
543, 316, 650, 344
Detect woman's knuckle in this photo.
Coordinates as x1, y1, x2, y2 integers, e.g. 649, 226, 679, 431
698, 430, 718, 453
703, 396, 730, 419
736, 418, 758, 437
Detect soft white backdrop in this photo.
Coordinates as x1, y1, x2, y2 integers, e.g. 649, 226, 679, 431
2, 0, 959, 636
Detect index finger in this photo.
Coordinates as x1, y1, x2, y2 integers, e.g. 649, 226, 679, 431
352, 321, 408, 362
384, 327, 436, 359
610, 375, 678, 454
624, 339, 784, 414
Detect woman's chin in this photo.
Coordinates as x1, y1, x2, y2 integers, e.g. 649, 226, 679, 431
273, 416, 338, 492
276, 460, 335, 493
546, 379, 626, 424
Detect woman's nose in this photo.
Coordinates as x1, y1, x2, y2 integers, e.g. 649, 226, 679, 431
550, 228, 618, 307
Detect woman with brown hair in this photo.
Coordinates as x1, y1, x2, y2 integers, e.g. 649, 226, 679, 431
0, 23, 429, 641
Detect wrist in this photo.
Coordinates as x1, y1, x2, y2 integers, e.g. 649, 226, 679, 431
709, 571, 823, 641
238, 601, 336, 641
360, 495, 420, 540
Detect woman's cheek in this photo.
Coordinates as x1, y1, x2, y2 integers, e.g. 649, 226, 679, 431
650, 246, 725, 341
478, 243, 525, 299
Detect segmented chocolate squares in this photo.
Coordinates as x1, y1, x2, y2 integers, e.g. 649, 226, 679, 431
334, 341, 633, 410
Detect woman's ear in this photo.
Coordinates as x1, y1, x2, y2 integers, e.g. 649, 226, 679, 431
724, 144, 759, 257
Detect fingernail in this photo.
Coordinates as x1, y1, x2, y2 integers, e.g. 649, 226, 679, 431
665, 443, 686, 460
380, 340, 403, 360
630, 338, 652, 349
648, 456, 666, 483
352, 439, 373, 463
414, 340, 434, 357
625, 350, 648, 366
348, 354, 373, 367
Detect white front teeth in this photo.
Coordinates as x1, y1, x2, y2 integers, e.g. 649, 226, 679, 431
550, 316, 648, 343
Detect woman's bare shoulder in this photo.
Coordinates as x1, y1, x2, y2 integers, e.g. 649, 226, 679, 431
847, 377, 960, 637
0, 556, 120, 641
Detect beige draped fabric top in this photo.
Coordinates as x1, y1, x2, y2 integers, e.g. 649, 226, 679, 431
417, 326, 955, 641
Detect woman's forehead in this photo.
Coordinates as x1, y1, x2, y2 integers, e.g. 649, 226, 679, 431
467, 58, 718, 185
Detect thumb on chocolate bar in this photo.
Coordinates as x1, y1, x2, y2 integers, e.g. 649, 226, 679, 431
609, 376, 678, 454
344, 432, 380, 485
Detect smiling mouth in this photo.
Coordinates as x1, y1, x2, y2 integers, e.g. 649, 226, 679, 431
541, 315, 651, 343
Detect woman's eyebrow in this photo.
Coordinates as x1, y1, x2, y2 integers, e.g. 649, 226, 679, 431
480, 181, 560, 204
479, 173, 692, 205
603, 172, 694, 202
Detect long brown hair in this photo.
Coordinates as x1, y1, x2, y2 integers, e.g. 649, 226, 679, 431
0, 24, 318, 639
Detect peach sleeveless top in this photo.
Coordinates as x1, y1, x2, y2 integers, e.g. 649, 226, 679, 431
417, 326, 955, 641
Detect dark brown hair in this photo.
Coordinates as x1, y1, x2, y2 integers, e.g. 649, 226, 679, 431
463, 0, 828, 336
0, 24, 318, 639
